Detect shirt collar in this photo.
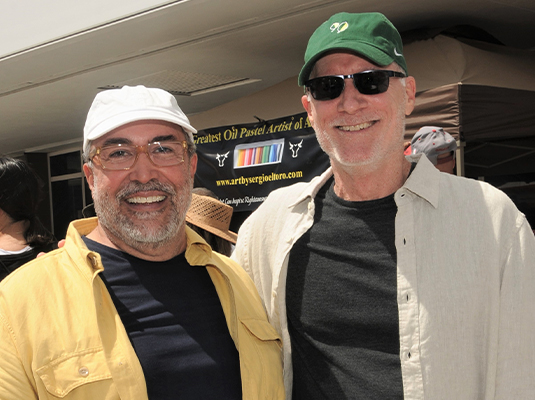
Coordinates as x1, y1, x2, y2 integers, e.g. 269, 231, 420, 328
403, 154, 441, 208
289, 167, 333, 208
287, 155, 441, 209
185, 226, 214, 266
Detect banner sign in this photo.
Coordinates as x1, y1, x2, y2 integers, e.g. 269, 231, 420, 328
193, 112, 329, 212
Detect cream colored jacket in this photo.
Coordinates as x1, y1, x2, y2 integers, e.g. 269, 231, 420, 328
0, 218, 284, 399
233, 155, 535, 399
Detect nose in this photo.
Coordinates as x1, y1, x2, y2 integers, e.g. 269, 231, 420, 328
337, 78, 368, 114
128, 151, 160, 183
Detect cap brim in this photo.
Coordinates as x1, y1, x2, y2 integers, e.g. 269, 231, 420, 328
84, 108, 197, 149
299, 44, 398, 86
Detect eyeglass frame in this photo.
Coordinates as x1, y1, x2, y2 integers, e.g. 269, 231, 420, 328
88, 140, 190, 171
304, 69, 406, 101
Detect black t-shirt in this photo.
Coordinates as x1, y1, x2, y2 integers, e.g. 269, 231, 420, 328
83, 237, 242, 400
286, 178, 403, 399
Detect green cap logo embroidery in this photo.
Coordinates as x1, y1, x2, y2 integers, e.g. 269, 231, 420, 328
330, 21, 349, 34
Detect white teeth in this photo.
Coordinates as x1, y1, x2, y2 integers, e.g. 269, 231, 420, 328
127, 195, 166, 204
339, 122, 373, 131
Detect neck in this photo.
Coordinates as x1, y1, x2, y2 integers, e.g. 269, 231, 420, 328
0, 219, 30, 251
86, 222, 187, 262
331, 157, 412, 201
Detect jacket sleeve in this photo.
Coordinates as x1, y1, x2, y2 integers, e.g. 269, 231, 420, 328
495, 216, 535, 399
0, 316, 38, 399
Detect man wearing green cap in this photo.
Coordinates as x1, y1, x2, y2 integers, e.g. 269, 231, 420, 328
233, 11, 535, 400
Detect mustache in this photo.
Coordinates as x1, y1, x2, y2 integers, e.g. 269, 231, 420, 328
116, 180, 176, 200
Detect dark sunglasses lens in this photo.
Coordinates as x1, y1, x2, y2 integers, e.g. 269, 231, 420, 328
309, 76, 345, 100
355, 71, 389, 95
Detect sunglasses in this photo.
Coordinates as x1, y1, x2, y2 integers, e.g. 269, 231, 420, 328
305, 70, 406, 101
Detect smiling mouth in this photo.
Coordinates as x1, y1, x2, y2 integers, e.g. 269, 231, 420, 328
338, 121, 374, 131
126, 195, 166, 204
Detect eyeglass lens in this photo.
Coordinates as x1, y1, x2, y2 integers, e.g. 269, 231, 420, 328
96, 141, 186, 170
306, 70, 404, 101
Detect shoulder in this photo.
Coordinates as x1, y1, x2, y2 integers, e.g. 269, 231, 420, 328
0, 247, 69, 291
444, 173, 519, 211
209, 251, 250, 281
0, 247, 87, 330
437, 174, 527, 244
245, 169, 332, 224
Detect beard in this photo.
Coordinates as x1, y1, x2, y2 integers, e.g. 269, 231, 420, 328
92, 174, 192, 251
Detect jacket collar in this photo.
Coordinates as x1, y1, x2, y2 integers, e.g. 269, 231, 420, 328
66, 218, 217, 273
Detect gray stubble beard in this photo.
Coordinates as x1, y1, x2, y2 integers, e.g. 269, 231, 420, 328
92, 174, 192, 252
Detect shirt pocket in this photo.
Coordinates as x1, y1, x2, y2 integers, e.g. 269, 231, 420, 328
240, 317, 282, 347
238, 318, 284, 399
36, 347, 112, 398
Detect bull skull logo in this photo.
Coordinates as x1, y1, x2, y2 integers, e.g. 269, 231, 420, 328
289, 140, 303, 158
216, 151, 230, 167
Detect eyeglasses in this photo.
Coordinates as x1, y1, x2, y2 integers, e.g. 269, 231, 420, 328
89, 141, 189, 171
304, 70, 406, 101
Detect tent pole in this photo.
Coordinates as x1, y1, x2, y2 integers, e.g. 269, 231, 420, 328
456, 140, 465, 177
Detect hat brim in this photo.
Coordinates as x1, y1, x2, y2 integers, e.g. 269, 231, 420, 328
298, 44, 399, 86
186, 215, 238, 244
84, 108, 197, 149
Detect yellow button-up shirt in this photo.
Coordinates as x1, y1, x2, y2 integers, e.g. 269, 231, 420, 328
0, 218, 284, 399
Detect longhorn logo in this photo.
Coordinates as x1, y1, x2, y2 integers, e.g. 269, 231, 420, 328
216, 151, 229, 167
289, 140, 303, 158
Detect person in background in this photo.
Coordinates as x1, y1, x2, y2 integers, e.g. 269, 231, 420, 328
232, 11, 535, 399
186, 188, 237, 257
406, 126, 457, 174
0, 156, 57, 281
0, 85, 284, 399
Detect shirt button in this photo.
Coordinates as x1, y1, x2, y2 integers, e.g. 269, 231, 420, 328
78, 366, 89, 377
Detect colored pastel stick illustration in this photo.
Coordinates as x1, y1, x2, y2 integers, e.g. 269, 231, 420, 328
255, 147, 263, 164
269, 144, 278, 163
245, 148, 253, 165
237, 149, 246, 167
262, 146, 270, 163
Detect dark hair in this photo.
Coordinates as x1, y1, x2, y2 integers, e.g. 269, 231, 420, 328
0, 157, 56, 247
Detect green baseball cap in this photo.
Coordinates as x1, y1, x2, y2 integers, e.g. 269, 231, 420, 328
298, 12, 407, 86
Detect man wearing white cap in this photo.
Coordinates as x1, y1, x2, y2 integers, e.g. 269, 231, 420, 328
0, 85, 284, 399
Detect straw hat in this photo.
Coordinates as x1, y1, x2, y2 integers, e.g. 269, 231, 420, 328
186, 193, 238, 244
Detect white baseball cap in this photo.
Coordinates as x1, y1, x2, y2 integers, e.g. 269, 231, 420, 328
83, 85, 197, 150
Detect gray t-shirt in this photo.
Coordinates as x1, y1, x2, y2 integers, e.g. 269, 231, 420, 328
286, 178, 403, 399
